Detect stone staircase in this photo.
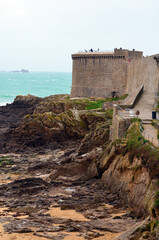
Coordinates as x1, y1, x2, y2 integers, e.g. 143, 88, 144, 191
133, 90, 157, 120
141, 123, 159, 147
120, 84, 144, 108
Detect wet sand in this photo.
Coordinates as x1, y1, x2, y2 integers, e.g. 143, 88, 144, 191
0, 205, 126, 240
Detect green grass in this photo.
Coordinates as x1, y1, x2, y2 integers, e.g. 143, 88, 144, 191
155, 191, 159, 210
156, 191, 159, 198
151, 121, 159, 139
105, 109, 113, 119
0, 156, 14, 166
157, 131, 159, 140
86, 99, 105, 110
155, 199, 159, 208
85, 94, 128, 110
125, 123, 159, 178
131, 118, 141, 123
126, 125, 144, 150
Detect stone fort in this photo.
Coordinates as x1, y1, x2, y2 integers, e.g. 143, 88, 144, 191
71, 48, 159, 99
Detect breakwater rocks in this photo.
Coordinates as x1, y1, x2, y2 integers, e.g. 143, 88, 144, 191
0, 94, 158, 239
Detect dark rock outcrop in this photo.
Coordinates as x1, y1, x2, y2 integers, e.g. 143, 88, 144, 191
0, 95, 111, 153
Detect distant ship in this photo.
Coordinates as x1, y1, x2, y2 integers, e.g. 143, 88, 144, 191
11, 69, 29, 73
21, 69, 29, 73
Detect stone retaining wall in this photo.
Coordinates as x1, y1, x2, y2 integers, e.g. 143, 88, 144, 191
126, 57, 159, 94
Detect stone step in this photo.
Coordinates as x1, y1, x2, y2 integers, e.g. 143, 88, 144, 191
142, 120, 152, 124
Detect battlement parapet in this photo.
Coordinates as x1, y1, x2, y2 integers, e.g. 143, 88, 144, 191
114, 48, 143, 60
72, 53, 125, 59
72, 48, 143, 61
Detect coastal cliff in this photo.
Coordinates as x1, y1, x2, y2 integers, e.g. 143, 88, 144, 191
0, 95, 159, 239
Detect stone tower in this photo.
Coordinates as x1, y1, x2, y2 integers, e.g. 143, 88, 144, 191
71, 48, 143, 98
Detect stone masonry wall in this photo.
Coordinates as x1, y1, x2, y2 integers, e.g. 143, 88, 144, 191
71, 56, 127, 98
114, 49, 143, 61
110, 104, 132, 141
126, 57, 159, 94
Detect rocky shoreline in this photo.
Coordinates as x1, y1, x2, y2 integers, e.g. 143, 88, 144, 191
0, 94, 158, 239
0, 151, 138, 240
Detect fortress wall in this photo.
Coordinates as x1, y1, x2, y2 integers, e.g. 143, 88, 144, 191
128, 51, 143, 61
71, 56, 127, 98
114, 49, 143, 61
126, 57, 159, 94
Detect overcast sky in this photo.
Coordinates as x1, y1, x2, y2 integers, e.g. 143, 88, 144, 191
0, 0, 158, 72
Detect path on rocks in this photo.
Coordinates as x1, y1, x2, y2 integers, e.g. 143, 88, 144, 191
133, 90, 156, 120
142, 123, 159, 147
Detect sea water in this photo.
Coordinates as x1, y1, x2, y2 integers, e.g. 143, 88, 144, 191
0, 72, 72, 105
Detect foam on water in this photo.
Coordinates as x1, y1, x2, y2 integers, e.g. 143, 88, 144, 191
0, 102, 12, 106
0, 72, 72, 105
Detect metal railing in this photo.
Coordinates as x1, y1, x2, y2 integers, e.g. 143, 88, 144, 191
139, 122, 159, 147
116, 105, 159, 147
117, 105, 136, 119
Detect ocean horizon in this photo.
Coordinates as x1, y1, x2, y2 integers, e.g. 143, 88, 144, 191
0, 72, 72, 106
